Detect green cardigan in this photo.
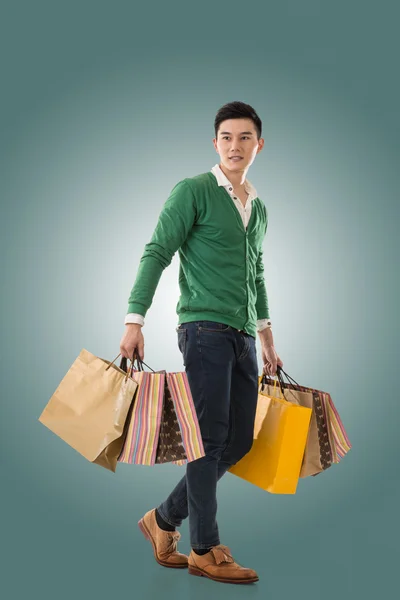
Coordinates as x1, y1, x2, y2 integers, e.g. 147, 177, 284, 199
126, 171, 270, 337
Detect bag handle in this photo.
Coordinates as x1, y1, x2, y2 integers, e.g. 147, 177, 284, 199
106, 348, 155, 381
276, 365, 301, 387
118, 350, 155, 374
260, 372, 286, 399
272, 376, 286, 399
105, 351, 136, 381
275, 366, 308, 404
261, 368, 302, 404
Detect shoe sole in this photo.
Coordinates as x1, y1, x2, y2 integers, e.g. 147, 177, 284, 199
138, 517, 188, 569
188, 565, 259, 584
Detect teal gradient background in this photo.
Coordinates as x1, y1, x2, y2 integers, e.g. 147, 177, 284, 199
1, 1, 399, 598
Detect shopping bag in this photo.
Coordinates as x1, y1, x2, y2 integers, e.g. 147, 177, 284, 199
117, 356, 205, 466
261, 367, 352, 477
38, 348, 138, 472
228, 377, 312, 494
258, 373, 330, 477
276, 366, 351, 471
323, 393, 352, 462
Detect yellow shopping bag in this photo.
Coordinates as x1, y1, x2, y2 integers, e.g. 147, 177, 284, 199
228, 376, 312, 494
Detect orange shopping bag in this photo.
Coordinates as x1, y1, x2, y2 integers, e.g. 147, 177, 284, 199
228, 376, 312, 494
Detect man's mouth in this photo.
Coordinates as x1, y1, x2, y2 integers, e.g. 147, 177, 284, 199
229, 156, 243, 161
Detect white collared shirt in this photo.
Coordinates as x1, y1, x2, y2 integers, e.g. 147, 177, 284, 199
210, 162, 257, 229
125, 164, 270, 332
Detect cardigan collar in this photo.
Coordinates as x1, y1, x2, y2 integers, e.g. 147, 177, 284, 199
210, 163, 258, 201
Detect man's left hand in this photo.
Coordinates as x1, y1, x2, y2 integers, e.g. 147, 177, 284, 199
261, 344, 283, 377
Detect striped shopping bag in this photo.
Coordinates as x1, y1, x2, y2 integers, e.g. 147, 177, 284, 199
117, 357, 205, 466
323, 392, 352, 462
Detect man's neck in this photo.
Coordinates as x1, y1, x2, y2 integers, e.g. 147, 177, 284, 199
218, 162, 248, 190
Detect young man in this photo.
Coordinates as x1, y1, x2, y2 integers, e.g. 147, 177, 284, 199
119, 101, 283, 584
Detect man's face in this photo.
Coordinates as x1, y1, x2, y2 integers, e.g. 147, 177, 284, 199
213, 118, 264, 173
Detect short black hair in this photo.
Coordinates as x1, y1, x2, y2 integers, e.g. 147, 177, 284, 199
214, 101, 262, 140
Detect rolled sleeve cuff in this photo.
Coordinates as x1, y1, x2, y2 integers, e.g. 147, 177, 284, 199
125, 313, 145, 326
256, 318, 272, 332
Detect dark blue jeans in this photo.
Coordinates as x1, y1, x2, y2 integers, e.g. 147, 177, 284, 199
156, 320, 259, 549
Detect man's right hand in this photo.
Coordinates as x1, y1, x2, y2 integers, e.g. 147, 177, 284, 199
120, 323, 145, 362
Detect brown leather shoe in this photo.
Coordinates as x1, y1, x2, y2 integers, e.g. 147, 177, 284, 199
188, 544, 259, 584
138, 508, 188, 568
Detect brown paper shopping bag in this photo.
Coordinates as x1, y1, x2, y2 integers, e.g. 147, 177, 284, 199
38, 348, 138, 472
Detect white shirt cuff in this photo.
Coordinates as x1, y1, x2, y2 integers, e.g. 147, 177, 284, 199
125, 313, 145, 326
256, 318, 272, 332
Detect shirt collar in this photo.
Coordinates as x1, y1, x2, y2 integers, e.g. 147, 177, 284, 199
210, 163, 258, 201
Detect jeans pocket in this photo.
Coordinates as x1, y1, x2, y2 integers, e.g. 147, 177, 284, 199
177, 328, 187, 361
197, 320, 231, 333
